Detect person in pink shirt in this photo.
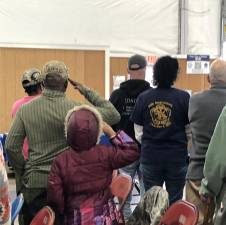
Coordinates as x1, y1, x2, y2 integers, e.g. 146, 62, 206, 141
11, 68, 42, 194
12, 68, 43, 159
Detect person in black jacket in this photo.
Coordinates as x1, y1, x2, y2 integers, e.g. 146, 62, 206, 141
109, 54, 150, 219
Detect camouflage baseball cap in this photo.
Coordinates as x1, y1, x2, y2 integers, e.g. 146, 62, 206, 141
41, 60, 69, 81
21, 68, 42, 88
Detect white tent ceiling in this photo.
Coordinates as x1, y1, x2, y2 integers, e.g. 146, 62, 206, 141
0, 0, 222, 56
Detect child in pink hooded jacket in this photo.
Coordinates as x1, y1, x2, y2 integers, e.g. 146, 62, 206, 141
47, 105, 140, 225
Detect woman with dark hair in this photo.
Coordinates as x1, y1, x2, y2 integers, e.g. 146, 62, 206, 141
131, 55, 190, 205
153, 56, 178, 88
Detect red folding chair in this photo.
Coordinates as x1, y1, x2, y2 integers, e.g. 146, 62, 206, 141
158, 200, 199, 225
30, 206, 55, 225
110, 174, 132, 212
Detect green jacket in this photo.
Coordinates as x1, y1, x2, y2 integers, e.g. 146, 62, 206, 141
200, 106, 226, 198
5, 87, 120, 190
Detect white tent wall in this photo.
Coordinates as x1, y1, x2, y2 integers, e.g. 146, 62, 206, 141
186, 0, 221, 56
0, 0, 222, 56
0, 0, 179, 55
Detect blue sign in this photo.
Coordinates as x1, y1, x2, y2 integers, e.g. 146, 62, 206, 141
186, 55, 210, 74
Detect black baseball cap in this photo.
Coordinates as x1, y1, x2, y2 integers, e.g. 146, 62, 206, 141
128, 54, 147, 70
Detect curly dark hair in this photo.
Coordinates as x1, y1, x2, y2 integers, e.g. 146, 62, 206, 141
153, 56, 179, 88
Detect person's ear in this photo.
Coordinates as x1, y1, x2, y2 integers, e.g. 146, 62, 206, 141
207, 75, 210, 84
64, 80, 68, 89
38, 83, 43, 92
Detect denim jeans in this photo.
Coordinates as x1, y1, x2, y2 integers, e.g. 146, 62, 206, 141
120, 160, 144, 220
141, 162, 187, 205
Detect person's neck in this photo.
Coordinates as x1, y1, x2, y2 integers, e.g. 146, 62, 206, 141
44, 87, 66, 93
211, 82, 226, 88
28, 92, 40, 96
44, 86, 66, 92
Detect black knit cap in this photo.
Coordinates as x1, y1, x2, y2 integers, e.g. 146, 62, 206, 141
128, 54, 147, 70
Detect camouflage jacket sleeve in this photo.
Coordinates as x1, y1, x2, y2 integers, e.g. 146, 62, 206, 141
80, 85, 120, 126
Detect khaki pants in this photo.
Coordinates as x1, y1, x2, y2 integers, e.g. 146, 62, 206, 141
185, 180, 215, 225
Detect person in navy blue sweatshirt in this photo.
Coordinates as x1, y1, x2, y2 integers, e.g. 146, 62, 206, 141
131, 55, 190, 205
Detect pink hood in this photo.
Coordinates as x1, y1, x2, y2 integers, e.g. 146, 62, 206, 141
65, 105, 103, 151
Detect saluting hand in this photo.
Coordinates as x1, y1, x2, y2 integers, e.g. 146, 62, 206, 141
102, 122, 116, 138
68, 78, 84, 94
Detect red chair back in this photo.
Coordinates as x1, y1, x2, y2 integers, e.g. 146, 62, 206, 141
110, 174, 132, 211
30, 206, 55, 225
158, 200, 199, 225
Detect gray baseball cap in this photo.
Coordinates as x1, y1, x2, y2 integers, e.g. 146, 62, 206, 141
128, 54, 147, 70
